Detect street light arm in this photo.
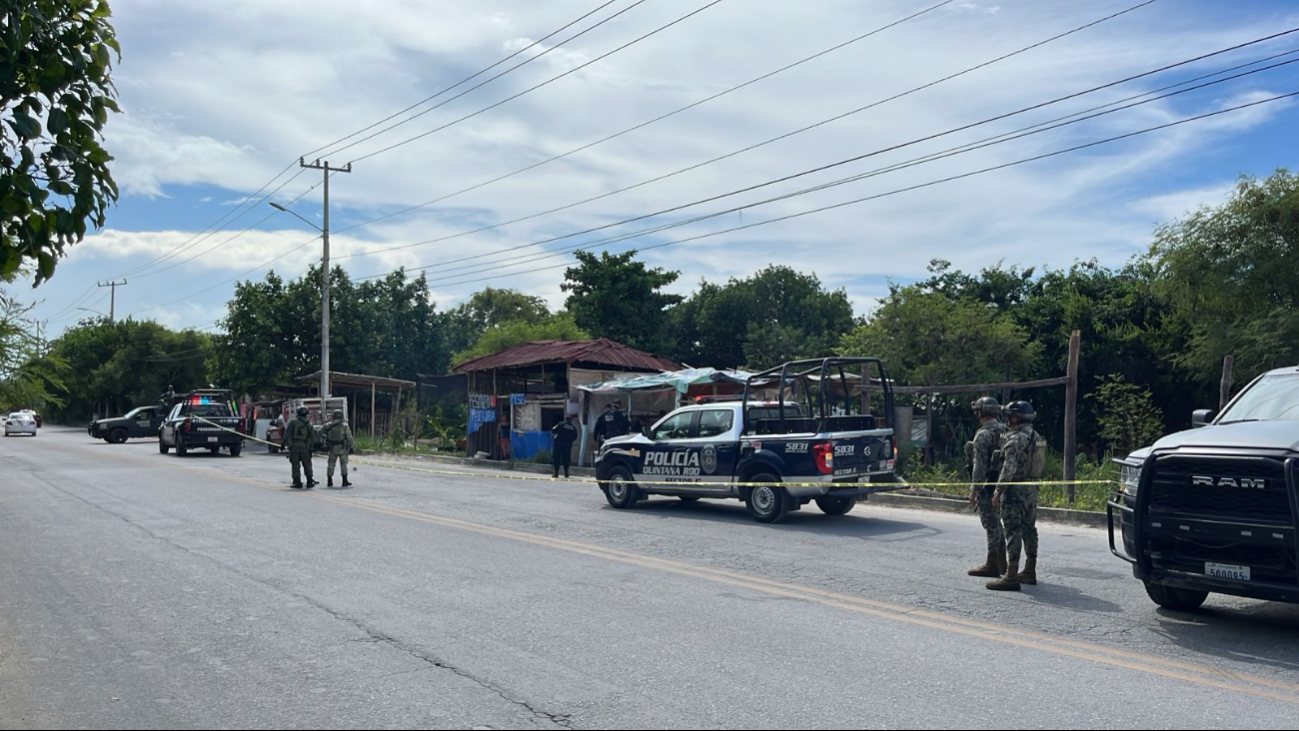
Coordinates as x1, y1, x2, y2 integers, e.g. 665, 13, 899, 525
269, 202, 323, 232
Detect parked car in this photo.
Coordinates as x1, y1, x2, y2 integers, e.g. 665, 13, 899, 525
89, 405, 167, 443
4, 412, 39, 437
159, 390, 245, 456
19, 409, 41, 428
266, 396, 349, 452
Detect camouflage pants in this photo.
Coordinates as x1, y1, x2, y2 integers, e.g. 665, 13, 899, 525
1000, 485, 1039, 565
289, 446, 313, 484
974, 485, 1005, 554
327, 445, 348, 479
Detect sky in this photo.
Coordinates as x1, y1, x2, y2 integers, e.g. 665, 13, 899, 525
18, 0, 1299, 336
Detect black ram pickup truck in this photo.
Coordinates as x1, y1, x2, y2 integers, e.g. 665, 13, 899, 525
1109, 365, 1299, 611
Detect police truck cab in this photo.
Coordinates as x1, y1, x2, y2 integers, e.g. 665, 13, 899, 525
595, 357, 902, 523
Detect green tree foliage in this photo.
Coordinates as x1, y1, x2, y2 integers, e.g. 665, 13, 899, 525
671, 265, 854, 368
442, 287, 549, 358
209, 266, 446, 395
1088, 374, 1165, 459
1147, 170, 1299, 384
838, 289, 1039, 387
0, 287, 67, 410
451, 313, 589, 366
44, 317, 209, 420
1, 0, 121, 282
562, 250, 682, 354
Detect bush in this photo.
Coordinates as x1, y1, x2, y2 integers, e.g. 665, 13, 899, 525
1088, 374, 1165, 460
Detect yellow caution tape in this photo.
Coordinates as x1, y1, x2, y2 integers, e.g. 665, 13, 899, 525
193, 417, 1116, 491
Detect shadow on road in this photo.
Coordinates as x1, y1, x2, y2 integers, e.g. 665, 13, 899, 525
1021, 582, 1124, 613
1149, 602, 1299, 674
623, 497, 938, 540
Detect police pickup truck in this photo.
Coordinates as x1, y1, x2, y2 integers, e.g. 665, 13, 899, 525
89, 404, 166, 443
595, 357, 901, 523
1109, 365, 1299, 611
158, 389, 245, 457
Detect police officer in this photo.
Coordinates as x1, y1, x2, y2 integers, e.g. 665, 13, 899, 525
323, 409, 353, 488
987, 401, 1040, 591
600, 399, 630, 444
965, 396, 1008, 578
282, 406, 318, 490
550, 415, 578, 478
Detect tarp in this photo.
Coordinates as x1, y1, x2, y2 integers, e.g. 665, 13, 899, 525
578, 367, 754, 395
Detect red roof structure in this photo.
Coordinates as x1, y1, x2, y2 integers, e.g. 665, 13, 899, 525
452, 338, 678, 374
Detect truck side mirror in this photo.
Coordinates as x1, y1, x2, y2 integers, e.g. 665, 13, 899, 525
1191, 409, 1215, 428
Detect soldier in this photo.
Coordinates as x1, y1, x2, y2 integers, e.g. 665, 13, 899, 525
550, 414, 578, 478
987, 401, 1041, 591
323, 409, 353, 488
282, 406, 318, 490
966, 396, 1009, 578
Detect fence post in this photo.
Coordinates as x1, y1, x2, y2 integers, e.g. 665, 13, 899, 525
1063, 329, 1081, 503
1219, 355, 1234, 411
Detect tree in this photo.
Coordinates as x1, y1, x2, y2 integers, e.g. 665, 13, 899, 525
1146, 169, 1299, 385
451, 313, 589, 365
1, 0, 121, 282
0, 286, 67, 410
443, 287, 550, 359
562, 250, 681, 354
1088, 374, 1165, 459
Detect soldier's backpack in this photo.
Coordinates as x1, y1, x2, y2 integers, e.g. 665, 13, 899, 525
1028, 433, 1048, 480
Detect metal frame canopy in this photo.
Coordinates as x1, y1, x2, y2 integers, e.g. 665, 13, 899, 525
742, 357, 895, 432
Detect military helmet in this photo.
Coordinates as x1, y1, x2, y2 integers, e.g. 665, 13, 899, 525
332, 409, 344, 421
970, 396, 1001, 416
296, 406, 310, 417
1003, 400, 1036, 423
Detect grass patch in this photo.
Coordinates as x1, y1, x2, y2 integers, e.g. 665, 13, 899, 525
896, 446, 1117, 512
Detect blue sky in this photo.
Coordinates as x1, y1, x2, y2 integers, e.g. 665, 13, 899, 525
17, 0, 1299, 336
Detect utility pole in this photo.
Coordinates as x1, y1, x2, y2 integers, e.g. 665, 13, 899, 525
97, 279, 127, 323
299, 157, 351, 399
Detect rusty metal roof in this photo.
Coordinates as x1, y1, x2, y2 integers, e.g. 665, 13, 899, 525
452, 338, 679, 374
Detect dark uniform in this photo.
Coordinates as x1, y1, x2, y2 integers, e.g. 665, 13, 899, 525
551, 417, 578, 478
323, 410, 353, 488
988, 401, 1040, 591
966, 397, 1009, 578
283, 408, 317, 489
595, 403, 630, 445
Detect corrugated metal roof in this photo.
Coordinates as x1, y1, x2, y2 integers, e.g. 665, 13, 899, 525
452, 338, 679, 374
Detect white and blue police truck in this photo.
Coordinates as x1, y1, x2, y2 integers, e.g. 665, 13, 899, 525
595, 357, 902, 523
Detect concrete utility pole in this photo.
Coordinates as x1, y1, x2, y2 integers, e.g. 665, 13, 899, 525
298, 158, 351, 399
97, 279, 127, 323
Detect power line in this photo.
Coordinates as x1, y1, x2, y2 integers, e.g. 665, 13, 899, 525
420, 91, 1299, 290
339, 0, 1169, 265
410, 54, 1299, 285
345, 0, 731, 164
354, 21, 1295, 280
333, 0, 960, 234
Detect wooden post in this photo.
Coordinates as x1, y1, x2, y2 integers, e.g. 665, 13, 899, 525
925, 393, 935, 465
370, 381, 377, 438
1063, 329, 1081, 503
1219, 355, 1234, 411
393, 387, 401, 437
1001, 362, 1013, 406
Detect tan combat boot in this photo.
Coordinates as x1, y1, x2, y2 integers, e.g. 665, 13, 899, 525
986, 559, 1021, 591
1017, 557, 1037, 585
968, 549, 1005, 578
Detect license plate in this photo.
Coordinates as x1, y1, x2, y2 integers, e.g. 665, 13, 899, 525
1206, 562, 1250, 581
208, 436, 219, 442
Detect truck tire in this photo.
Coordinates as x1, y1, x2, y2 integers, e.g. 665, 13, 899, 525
745, 474, 790, 523
1144, 582, 1209, 612
230, 443, 243, 457
159, 439, 169, 454
816, 495, 856, 516
176, 440, 188, 456
602, 467, 640, 509
110, 427, 128, 444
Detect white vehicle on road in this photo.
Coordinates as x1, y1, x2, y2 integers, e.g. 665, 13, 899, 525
4, 412, 38, 437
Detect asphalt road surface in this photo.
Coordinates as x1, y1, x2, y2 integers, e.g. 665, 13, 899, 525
3, 427, 1299, 729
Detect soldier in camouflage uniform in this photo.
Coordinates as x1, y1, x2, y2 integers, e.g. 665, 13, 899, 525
324, 409, 353, 488
283, 406, 318, 490
987, 401, 1040, 591
966, 396, 1009, 578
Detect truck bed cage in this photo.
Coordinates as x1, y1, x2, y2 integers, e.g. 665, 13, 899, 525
741, 357, 894, 435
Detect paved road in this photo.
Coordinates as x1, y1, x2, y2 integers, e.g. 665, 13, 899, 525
3, 428, 1299, 729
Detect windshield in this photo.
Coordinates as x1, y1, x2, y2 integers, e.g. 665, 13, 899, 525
124, 407, 151, 419
186, 404, 234, 418
1219, 373, 1299, 423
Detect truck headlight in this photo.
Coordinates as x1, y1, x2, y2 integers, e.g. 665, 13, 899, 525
1116, 460, 1142, 497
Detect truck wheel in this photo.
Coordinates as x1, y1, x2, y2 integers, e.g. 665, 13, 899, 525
816, 496, 856, 516
110, 428, 128, 444
159, 440, 169, 454
745, 474, 790, 523
1144, 582, 1208, 612
602, 467, 640, 509
176, 441, 188, 456
229, 443, 243, 457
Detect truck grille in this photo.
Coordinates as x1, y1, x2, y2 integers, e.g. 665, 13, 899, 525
1148, 457, 1292, 524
